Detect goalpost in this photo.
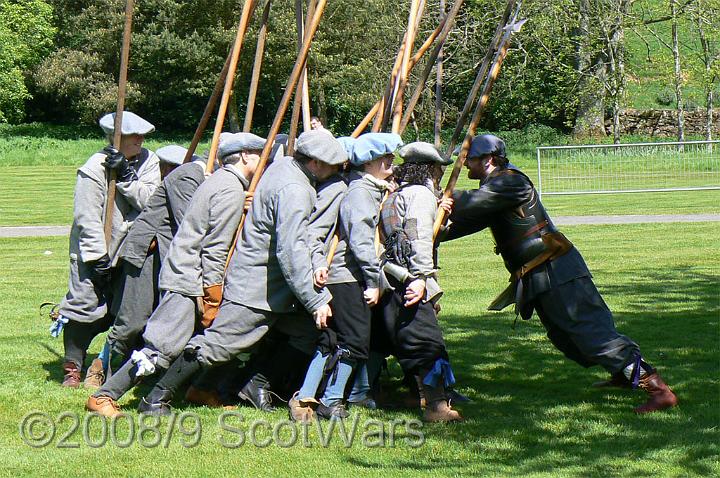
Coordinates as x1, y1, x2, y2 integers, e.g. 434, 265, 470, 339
536, 140, 720, 196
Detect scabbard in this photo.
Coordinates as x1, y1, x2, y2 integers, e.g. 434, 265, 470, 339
488, 279, 517, 311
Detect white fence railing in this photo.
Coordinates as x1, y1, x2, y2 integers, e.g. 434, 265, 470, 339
536, 140, 720, 196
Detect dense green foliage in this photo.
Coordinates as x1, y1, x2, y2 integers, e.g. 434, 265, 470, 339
625, 0, 720, 110
0, 0, 55, 123
0, 0, 715, 136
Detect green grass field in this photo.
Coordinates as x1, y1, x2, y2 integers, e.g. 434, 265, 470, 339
0, 222, 718, 476
0, 130, 718, 475
0, 125, 718, 226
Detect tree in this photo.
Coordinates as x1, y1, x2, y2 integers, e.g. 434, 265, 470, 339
632, 0, 702, 141
691, 0, 719, 140
671, 0, 685, 141
30, 0, 408, 131
603, 0, 632, 144
423, 0, 581, 132
572, 0, 608, 138
0, 0, 55, 123
33, 0, 239, 127
30, 0, 704, 136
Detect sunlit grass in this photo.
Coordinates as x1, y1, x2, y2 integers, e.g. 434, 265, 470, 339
0, 222, 717, 476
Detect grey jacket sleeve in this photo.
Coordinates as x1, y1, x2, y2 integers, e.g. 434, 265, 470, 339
275, 184, 332, 313
307, 179, 345, 271
402, 188, 437, 278
115, 152, 160, 211
167, 173, 203, 226
74, 171, 108, 262
341, 188, 381, 288
200, 187, 244, 287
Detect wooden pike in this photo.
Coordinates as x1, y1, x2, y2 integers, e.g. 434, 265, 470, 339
224, 0, 329, 270
243, 0, 272, 133
183, 50, 233, 163
398, 0, 465, 135
390, 0, 425, 133
352, 101, 380, 137
410, 13, 445, 65
376, 0, 428, 134
352, 17, 448, 138
434, 0, 446, 148
205, 0, 258, 175
372, 37, 406, 132
442, 0, 517, 160
432, 1, 525, 238
103, 0, 134, 247
287, 0, 317, 155
326, 235, 339, 267
299, 4, 313, 132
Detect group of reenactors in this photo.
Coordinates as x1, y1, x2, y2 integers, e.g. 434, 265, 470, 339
50, 111, 678, 424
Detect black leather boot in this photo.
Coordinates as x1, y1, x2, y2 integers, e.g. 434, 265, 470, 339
315, 401, 350, 420
138, 387, 174, 416
238, 375, 276, 412
139, 350, 202, 415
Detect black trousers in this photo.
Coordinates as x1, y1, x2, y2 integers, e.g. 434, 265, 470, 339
63, 314, 114, 368
379, 277, 448, 375
531, 276, 640, 374
107, 252, 160, 357
318, 282, 372, 361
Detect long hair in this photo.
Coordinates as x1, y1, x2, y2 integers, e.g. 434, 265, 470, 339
393, 162, 434, 186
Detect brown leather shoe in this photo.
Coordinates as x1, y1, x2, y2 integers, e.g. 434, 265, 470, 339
62, 361, 81, 388
288, 392, 316, 423
423, 400, 463, 423
185, 385, 223, 408
86, 395, 121, 417
634, 373, 678, 414
84, 358, 105, 389
592, 371, 632, 389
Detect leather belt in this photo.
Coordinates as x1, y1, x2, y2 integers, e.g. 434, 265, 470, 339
496, 220, 549, 255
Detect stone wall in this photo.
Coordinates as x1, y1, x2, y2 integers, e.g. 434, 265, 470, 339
605, 109, 719, 137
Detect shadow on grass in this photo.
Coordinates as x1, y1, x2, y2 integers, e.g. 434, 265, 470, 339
408, 265, 719, 475
344, 456, 468, 471
33, 265, 718, 475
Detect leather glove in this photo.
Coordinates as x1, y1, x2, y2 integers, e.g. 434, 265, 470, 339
88, 254, 112, 288
102, 146, 137, 182
200, 284, 223, 328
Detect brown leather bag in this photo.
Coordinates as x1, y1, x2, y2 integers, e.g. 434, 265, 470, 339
514, 232, 573, 279
199, 284, 223, 328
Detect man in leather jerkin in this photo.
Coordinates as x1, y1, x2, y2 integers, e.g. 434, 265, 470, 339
442, 134, 677, 414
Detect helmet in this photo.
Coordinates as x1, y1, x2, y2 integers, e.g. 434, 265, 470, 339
468, 134, 506, 159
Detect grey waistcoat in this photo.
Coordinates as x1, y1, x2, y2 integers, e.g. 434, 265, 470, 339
308, 174, 348, 271
327, 171, 387, 287
386, 183, 438, 278
69, 148, 160, 264
224, 158, 332, 314
120, 161, 206, 268
158, 165, 248, 296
